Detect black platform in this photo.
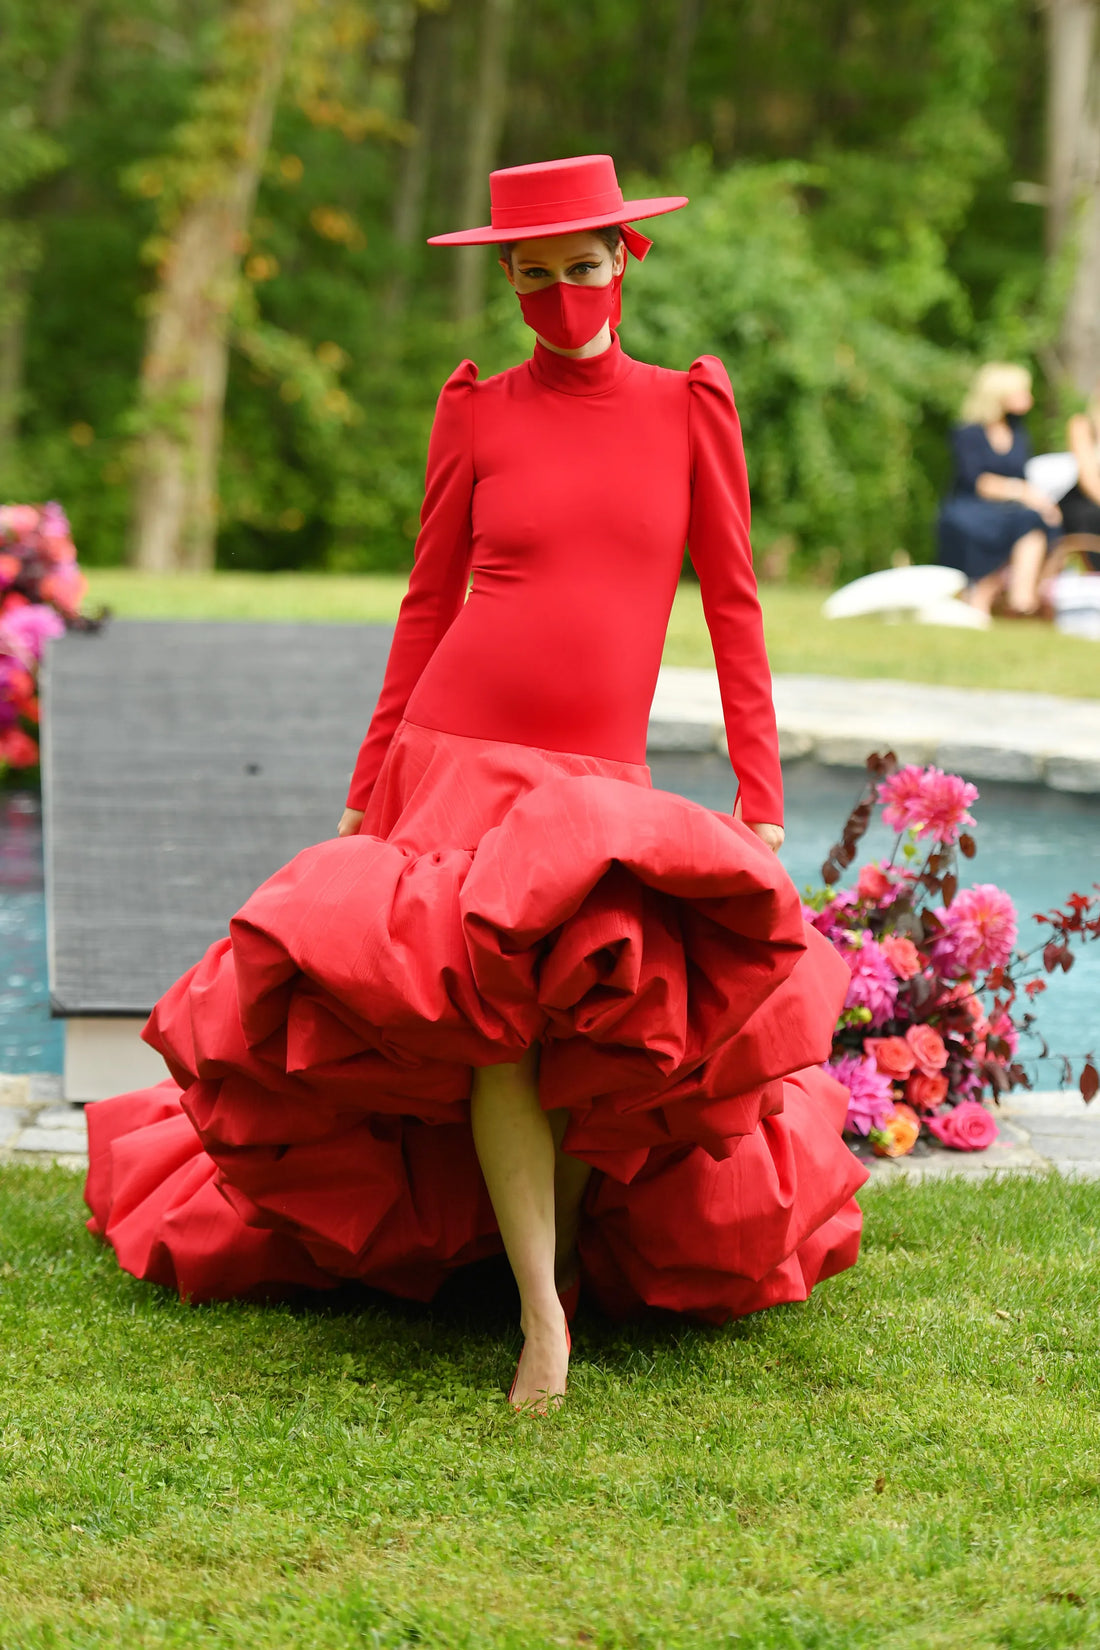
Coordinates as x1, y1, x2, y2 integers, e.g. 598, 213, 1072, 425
42, 620, 392, 1016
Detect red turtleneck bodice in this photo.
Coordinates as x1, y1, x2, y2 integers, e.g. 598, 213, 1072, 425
347, 335, 783, 823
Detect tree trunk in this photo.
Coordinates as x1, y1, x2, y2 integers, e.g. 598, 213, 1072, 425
130, 0, 294, 573
384, 3, 450, 321
1045, 0, 1100, 395
453, 0, 514, 326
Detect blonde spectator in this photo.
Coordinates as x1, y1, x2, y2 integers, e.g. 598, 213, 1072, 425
937, 363, 1062, 617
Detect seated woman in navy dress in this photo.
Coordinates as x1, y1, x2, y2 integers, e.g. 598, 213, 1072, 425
938, 362, 1061, 616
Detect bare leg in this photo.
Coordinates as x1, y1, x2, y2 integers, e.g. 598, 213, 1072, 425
549, 1108, 592, 1290
964, 567, 1006, 615
470, 1047, 569, 1411
1005, 528, 1048, 613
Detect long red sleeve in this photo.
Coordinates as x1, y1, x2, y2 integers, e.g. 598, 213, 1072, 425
686, 356, 783, 825
346, 361, 478, 809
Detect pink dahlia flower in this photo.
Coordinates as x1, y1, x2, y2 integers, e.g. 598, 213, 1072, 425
939, 884, 1018, 976
878, 765, 978, 844
803, 888, 858, 937
0, 505, 40, 537
0, 602, 65, 663
839, 934, 900, 1026
831, 1052, 897, 1136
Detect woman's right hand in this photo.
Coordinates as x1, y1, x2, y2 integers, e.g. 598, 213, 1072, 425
337, 808, 364, 838
1024, 484, 1062, 526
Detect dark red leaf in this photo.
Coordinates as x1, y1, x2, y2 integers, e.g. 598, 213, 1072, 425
822, 861, 840, 886
942, 873, 958, 907
1081, 1061, 1099, 1104
958, 833, 976, 860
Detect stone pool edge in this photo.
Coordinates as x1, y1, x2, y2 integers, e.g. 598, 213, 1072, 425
652, 669, 1100, 794
1, 1074, 1096, 1184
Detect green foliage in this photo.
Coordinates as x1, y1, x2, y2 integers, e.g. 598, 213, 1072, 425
624, 157, 966, 578
0, 0, 1064, 577
3, 1168, 1100, 1645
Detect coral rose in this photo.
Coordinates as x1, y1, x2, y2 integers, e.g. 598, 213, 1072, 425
865, 1036, 916, 1079
925, 1101, 998, 1152
857, 862, 893, 903
0, 726, 39, 767
906, 1071, 949, 1110
905, 1023, 948, 1076
881, 934, 922, 980
871, 1102, 921, 1158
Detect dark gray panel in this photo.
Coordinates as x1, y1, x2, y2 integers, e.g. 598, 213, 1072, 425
42, 620, 393, 1015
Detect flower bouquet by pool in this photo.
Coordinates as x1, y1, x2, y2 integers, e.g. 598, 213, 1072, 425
0, 503, 93, 776
804, 755, 1098, 1158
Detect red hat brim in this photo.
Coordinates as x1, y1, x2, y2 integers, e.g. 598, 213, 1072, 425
427, 195, 688, 247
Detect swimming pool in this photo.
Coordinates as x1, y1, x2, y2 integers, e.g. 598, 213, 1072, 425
2, 765, 1097, 1082
0, 790, 63, 1073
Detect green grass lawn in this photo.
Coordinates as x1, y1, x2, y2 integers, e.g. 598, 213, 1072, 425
84, 569, 1100, 701
2, 1168, 1100, 1648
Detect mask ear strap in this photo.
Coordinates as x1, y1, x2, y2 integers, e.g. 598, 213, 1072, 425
611, 224, 652, 330
619, 223, 653, 261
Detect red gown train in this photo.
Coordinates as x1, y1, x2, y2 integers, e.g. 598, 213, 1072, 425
85, 336, 867, 1319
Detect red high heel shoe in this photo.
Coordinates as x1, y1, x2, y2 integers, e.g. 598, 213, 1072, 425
557, 1278, 580, 1323
508, 1320, 571, 1411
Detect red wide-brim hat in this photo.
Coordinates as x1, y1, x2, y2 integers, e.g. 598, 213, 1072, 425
427, 154, 687, 248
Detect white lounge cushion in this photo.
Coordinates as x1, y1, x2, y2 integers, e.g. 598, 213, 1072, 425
823, 565, 967, 620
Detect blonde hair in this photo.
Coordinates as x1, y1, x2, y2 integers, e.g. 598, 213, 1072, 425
961, 362, 1032, 425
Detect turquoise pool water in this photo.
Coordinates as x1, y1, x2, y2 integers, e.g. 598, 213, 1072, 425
0, 791, 63, 1072
1, 766, 1097, 1081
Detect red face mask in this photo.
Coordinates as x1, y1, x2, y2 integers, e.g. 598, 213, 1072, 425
517, 272, 624, 351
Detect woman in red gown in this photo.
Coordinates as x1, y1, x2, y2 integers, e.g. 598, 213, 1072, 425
85, 156, 866, 1412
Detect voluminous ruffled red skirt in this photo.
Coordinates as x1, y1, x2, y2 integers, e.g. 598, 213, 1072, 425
85, 720, 867, 1321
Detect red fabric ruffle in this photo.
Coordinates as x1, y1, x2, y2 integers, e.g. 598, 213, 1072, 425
86, 720, 867, 1320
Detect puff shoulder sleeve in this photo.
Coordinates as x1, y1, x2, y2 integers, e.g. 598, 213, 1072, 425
686, 355, 783, 825
346, 360, 478, 810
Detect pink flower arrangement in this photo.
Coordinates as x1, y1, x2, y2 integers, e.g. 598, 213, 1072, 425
0, 502, 91, 773
806, 754, 1076, 1156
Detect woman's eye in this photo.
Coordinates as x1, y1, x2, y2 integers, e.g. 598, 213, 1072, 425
520, 268, 551, 279
569, 263, 598, 275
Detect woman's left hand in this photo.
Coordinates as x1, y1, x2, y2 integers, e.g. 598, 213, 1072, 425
745, 821, 784, 852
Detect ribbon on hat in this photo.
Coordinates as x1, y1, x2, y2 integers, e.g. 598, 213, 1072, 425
620, 224, 653, 261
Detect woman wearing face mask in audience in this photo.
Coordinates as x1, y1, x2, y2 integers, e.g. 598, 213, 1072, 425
85, 158, 866, 1413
